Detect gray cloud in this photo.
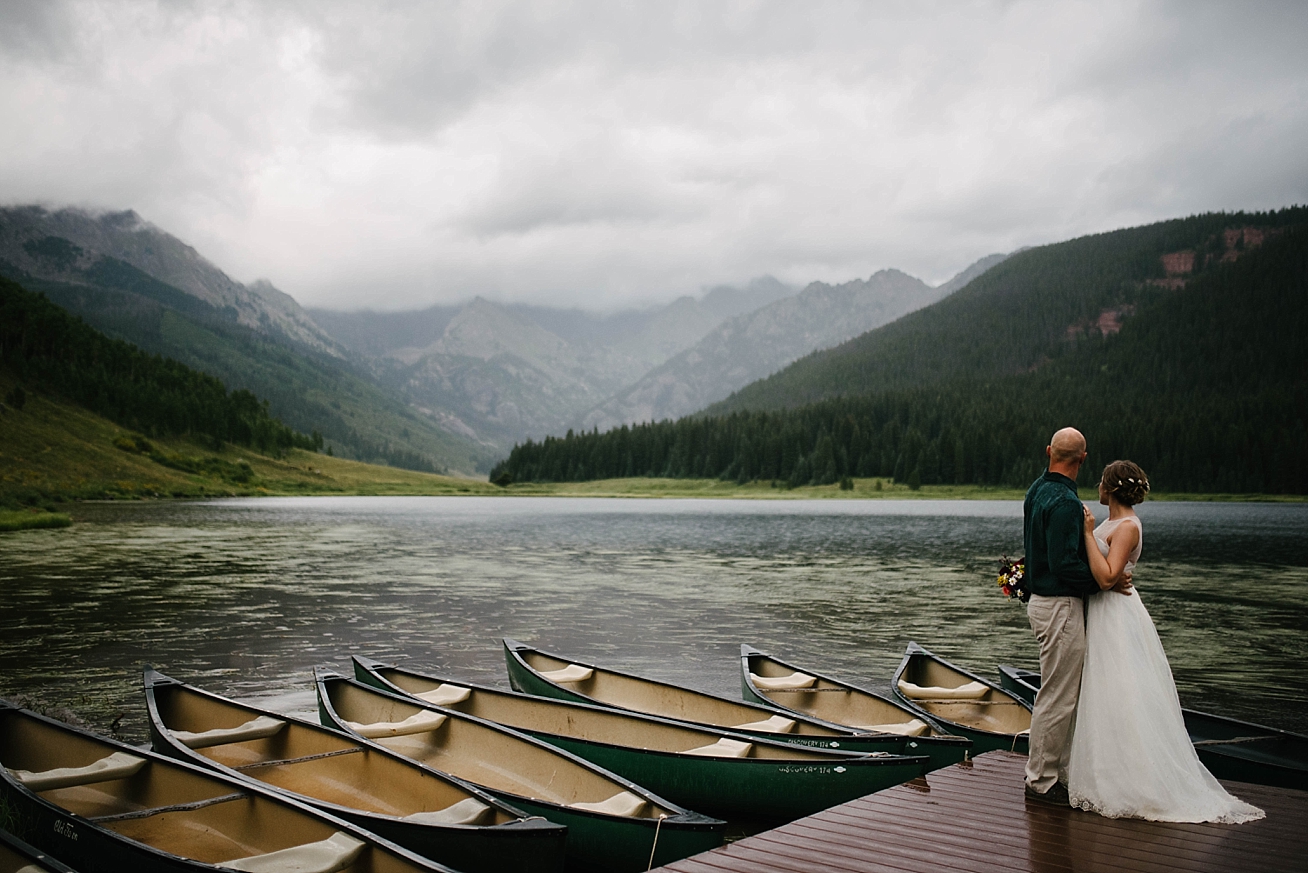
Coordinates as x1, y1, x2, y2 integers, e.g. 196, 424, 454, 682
2, 1, 1306, 311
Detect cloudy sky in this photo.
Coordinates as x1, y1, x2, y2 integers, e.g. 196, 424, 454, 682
2, 1, 1305, 311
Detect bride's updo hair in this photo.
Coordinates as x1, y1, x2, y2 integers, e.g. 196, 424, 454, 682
1101, 460, 1150, 505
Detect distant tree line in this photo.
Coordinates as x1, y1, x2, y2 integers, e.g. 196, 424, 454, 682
0, 276, 322, 455
492, 224, 1308, 494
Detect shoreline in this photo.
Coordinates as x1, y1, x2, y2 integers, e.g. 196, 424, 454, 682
14, 475, 1306, 515
6, 392, 1304, 512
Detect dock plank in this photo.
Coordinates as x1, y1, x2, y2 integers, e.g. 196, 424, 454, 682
654, 751, 1307, 873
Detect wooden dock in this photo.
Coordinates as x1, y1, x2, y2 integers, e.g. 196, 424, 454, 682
653, 751, 1307, 873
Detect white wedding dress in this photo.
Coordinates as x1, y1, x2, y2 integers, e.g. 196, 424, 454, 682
1067, 515, 1264, 823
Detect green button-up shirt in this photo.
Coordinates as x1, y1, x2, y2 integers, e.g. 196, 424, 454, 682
1023, 471, 1098, 598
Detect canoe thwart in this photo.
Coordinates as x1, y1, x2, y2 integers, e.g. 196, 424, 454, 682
10, 750, 147, 791
345, 710, 448, 738
217, 831, 364, 873
849, 719, 932, 737
89, 791, 249, 824
748, 671, 816, 691
232, 746, 366, 772
538, 664, 594, 684
684, 738, 753, 758
731, 714, 797, 734
897, 680, 989, 701
414, 684, 473, 706
402, 798, 494, 825
173, 715, 286, 749
569, 790, 649, 817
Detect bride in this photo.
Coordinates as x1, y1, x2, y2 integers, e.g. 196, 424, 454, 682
1067, 460, 1263, 823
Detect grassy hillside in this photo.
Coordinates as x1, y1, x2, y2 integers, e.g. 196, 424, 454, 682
0, 376, 1021, 505
0, 370, 502, 506
0, 262, 495, 475
6, 377, 1292, 508
709, 207, 1308, 414
492, 216, 1308, 494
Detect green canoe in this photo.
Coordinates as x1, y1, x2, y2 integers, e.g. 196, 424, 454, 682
998, 665, 1308, 791
144, 667, 567, 873
315, 668, 724, 873
354, 655, 927, 821
739, 645, 971, 771
503, 638, 921, 756
891, 642, 1031, 755
0, 699, 454, 873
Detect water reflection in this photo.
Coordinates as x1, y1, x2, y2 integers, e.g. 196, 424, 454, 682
1, 497, 1305, 744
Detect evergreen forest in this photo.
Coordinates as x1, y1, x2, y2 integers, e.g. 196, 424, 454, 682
491, 217, 1308, 494
1, 276, 321, 455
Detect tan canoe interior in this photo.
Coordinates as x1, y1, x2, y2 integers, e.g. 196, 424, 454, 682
898, 656, 1032, 735
0, 710, 424, 873
746, 655, 945, 736
517, 650, 845, 739
372, 667, 848, 764
324, 679, 675, 820
153, 683, 513, 825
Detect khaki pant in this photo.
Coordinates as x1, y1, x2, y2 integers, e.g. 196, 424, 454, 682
1024, 594, 1086, 793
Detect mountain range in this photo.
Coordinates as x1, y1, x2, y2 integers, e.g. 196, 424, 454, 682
307, 276, 800, 446
311, 262, 1004, 447
0, 203, 1008, 473
0, 206, 491, 473
493, 207, 1308, 495
581, 255, 1007, 431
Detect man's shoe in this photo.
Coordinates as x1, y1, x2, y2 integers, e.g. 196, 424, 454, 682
1024, 782, 1070, 806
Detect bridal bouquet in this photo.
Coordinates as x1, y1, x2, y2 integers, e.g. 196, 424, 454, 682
997, 556, 1029, 602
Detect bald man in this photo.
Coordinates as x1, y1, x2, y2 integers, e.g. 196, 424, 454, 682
1022, 427, 1101, 806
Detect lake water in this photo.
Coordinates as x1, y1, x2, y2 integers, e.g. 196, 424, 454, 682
1, 496, 1305, 745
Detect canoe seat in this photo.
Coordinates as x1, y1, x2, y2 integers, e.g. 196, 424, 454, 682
684, 738, 753, 758
10, 750, 147, 792
403, 798, 494, 825
218, 831, 364, 873
851, 719, 931, 737
570, 790, 648, 817
539, 664, 594, 684
414, 684, 472, 707
750, 671, 816, 690
172, 715, 286, 749
732, 714, 798, 734
897, 679, 989, 700
346, 711, 447, 739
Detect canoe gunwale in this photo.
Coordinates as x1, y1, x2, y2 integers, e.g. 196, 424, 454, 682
314, 669, 720, 830
350, 658, 931, 821
0, 699, 453, 873
890, 643, 1032, 744
142, 666, 555, 834
502, 638, 874, 740
356, 656, 921, 764
738, 644, 965, 743
0, 812, 80, 873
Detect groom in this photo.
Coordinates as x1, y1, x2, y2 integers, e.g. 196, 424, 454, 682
1022, 427, 1126, 806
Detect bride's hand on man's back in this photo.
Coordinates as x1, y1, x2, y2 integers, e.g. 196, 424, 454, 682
1082, 503, 1096, 535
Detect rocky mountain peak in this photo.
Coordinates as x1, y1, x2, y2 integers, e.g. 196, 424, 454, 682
0, 205, 341, 357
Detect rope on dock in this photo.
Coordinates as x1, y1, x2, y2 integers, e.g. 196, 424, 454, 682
646, 814, 666, 871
